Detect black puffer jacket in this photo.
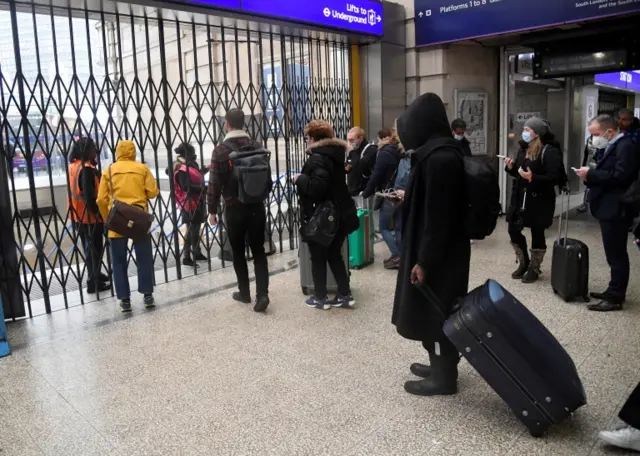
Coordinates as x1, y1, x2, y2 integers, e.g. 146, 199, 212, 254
362, 142, 401, 199
296, 138, 359, 237
506, 136, 564, 229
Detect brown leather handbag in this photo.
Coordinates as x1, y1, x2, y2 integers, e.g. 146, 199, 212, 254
104, 166, 154, 241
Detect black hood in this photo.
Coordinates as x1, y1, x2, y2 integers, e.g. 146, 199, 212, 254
308, 138, 348, 165
397, 93, 452, 152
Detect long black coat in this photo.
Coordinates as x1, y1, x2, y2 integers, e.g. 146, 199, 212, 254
505, 140, 564, 230
392, 93, 471, 342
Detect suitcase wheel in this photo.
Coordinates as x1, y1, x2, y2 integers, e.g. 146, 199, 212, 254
301, 286, 309, 296
530, 429, 545, 438
583, 296, 591, 303
552, 289, 557, 295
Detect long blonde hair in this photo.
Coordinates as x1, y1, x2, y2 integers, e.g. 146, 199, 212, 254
526, 136, 543, 160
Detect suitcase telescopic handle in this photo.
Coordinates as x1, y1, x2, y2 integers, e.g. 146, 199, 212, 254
557, 188, 570, 243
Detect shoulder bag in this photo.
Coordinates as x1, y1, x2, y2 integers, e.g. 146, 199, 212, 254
104, 165, 154, 241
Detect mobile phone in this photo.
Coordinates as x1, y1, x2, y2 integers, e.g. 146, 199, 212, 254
496, 154, 508, 159
571, 167, 578, 171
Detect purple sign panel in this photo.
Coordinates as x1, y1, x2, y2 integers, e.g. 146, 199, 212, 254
595, 71, 640, 92
414, 0, 640, 46
242, 0, 384, 36
182, 0, 240, 9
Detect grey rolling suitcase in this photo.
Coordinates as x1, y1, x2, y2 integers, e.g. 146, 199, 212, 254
299, 240, 349, 295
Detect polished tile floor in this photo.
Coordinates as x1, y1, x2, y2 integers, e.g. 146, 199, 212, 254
2, 214, 640, 455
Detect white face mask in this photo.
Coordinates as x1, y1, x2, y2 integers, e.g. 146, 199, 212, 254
454, 135, 464, 141
592, 130, 612, 150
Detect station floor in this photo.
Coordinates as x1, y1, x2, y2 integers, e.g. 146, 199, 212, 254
2, 214, 640, 456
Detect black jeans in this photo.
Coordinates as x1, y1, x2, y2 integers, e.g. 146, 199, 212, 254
226, 203, 269, 298
184, 221, 202, 258
77, 222, 104, 286
307, 234, 350, 298
508, 222, 546, 251
620, 382, 640, 430
600, 218, 631, 300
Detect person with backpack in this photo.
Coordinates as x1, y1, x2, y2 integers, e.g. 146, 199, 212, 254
68, 137, 110, 294
504, 117, 566, 284
392, 93, 471, 397
295, 120, 359, 310
362, 128, 402, 268
208, 108, 271, 313
173, 143, 207, 267
96, 140, 159, 312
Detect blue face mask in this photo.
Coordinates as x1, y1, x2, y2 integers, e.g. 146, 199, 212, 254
522, 131, 534, 143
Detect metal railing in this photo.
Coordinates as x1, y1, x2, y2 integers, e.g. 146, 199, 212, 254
0, 0, 352, 319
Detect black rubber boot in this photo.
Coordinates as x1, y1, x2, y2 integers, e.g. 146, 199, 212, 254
404, 355, 458, 397
510, 242, 529, 279
522, 249, 546, 284
410, 363, 432, 378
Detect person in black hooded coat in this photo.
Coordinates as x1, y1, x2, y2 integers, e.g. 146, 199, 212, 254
392, 93, 471, 397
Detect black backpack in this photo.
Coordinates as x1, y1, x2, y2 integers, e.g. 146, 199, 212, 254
422, 139, 501, 240
224, 141, 273, 204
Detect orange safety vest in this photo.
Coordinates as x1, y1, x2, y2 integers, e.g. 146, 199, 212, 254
68, 160, 102, 224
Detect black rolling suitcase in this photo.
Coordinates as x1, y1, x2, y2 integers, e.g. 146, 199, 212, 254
550, 190, 590, 303
439, 280, 586, 437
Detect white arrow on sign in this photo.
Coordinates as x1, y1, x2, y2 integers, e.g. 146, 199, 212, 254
377, 15, 381, 22
418, 11, 423, 17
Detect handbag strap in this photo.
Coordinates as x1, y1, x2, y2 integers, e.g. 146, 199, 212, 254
108, 165, 115, 201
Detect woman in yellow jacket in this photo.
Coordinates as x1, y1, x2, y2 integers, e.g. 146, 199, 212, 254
97, 140, 160, 312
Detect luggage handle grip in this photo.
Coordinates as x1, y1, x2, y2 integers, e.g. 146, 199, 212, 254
413, 282, 461, 322
557, 188, 571, 243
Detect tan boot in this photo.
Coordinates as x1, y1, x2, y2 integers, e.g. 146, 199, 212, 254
522, 249, 546, 284
510, 242, 529, 279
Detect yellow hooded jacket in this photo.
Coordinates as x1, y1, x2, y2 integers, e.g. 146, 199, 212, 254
97, 140, 160, 238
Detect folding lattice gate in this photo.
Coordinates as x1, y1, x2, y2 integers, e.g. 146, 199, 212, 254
0, 0, 353, 319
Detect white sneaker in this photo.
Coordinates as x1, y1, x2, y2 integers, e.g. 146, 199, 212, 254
598, 426, 640, 452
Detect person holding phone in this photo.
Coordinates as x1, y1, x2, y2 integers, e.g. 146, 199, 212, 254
504, 117, 565, 284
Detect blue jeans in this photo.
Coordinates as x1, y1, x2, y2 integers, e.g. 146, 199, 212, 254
110, 235, 154, 300
380, 200, 402, 258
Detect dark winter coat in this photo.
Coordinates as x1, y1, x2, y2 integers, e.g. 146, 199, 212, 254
362, 142, 401, 199
296, 138, 359, 238
458, 137, 473, 157
392, 93, 471, 342
586, 135, 639, 221
346, 140, 378, 196
505, 139, 564, 230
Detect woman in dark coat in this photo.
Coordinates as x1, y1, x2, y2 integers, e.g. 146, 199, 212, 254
392, 93, 470, 397
295, 120, 359, 310
505, 117, 565, 283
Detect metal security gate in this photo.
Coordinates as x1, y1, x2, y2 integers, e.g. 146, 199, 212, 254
0, 0, 352, 319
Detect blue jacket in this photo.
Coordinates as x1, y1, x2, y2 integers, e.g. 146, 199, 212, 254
587, 134, 639, 221
394, 157, 411, 191
362, 143, 401, 198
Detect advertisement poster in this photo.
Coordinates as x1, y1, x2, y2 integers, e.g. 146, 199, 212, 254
455, 90, 488, 156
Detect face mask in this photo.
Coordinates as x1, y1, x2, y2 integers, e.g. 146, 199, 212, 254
592, 134, 610, 150
454, 135, 464, 141
522, 131, 534, 143
349, 140, 361, 149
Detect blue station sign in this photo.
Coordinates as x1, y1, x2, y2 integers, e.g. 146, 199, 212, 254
180, 0, 384, 36
414, 0, 640, 47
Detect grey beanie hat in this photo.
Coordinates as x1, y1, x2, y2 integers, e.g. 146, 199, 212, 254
524, 117, 550, 135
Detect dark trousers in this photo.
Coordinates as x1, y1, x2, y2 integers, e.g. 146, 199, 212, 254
77, 222, 104, 286
307, 234, 350, 298
184, 221, 202, 258
600, 219, 631, 300
508, 222, 546, 251
620, 382, 640, 429
226, 203, 269, 298
110, 235, 154, 300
